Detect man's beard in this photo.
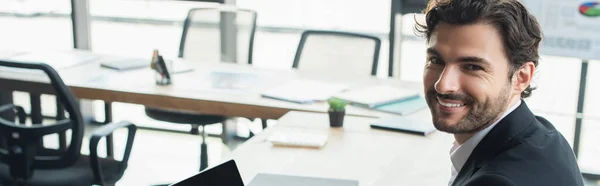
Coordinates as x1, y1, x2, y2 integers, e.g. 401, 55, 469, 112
425, 84, 511, 134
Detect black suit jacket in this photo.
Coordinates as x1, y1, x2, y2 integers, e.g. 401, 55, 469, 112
452, 101, 584, 186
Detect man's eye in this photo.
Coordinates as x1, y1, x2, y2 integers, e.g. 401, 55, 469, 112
428, 57, 443, 65
464, 64, 483, 71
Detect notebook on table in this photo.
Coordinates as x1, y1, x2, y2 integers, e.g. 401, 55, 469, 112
371, 96, 428, 115
333, 85, 420, 108
101, 58, 193, 73
100, 58, 149, 71
333, 85, 428, 115
370, 116, 437, 136
261, 79, 348, 104
207, 71, 258, 90
267, 131, 328, 149
0, 50, 26, 59
9, 51, 101, 70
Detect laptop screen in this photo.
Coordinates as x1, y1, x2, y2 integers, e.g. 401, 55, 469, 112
170, 160, 244, 186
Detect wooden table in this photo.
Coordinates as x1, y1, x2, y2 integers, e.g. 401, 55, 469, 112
0, 50, 423, 120
229, 110, 454, 186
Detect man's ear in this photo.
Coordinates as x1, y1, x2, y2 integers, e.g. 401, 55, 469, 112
512, 62, 535, 94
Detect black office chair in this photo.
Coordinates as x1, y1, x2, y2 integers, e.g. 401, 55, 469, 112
292, 30, 382, 77
144, 6, 257, 171
0, 60, 137, 186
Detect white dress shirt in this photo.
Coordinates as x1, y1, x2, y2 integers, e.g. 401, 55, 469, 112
448, 100, 521, 186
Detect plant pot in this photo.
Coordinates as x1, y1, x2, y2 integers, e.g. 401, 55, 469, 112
328, 110, 345, 127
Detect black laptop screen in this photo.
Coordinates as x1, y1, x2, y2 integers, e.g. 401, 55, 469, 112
171, 160, 244, 186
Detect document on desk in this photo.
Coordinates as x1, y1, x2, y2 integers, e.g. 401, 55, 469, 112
372, 96, 428, 115
333, 85, 420, 108
206, 71, 258, 90
9, 51, 100, 70
0, 50, 26, 59
371, 116, 437, 136
261, 79, 348, 104
100, 57, 194, 73
331, 85, 427, 115
100, 57, 149, 71
267, 131, 328, 149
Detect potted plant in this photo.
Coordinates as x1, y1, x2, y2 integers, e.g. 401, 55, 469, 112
327, 98, 347, 127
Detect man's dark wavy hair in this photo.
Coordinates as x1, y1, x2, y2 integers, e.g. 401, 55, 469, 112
415, 0, 543, 98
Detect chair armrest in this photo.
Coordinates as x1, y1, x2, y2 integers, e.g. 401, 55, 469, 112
89, 121, 137, 185
0, 104, 26, 124
0, 118, 72, 137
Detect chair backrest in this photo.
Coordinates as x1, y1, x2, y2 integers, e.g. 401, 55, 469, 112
0, 60, 84, 180
292, 30, 381, 77
179, 6, 257, 64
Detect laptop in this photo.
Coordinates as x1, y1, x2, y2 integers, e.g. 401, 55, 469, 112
170, 159, 358, 186
169, 160, 244, 186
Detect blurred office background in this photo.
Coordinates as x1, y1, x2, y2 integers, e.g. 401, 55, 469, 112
0, 0, 598, 185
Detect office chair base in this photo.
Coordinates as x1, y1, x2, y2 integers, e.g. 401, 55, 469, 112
261, 119, 268, 129
200, 143, 208, 171
191, 124, 200, 135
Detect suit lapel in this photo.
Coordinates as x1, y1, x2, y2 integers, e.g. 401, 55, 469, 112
452, 101, 536, 186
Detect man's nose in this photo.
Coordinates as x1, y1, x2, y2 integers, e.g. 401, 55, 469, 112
434, 66, 461, 94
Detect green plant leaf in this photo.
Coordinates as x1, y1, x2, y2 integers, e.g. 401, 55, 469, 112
327, 98, 347, 111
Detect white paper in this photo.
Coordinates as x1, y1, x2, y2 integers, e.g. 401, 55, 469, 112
334, 85, 420, 107
268, 131, 328, 148
262, 79, 348, 104
9, 51, 100, 70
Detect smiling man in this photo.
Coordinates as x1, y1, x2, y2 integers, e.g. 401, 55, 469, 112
415, 0, 584, 185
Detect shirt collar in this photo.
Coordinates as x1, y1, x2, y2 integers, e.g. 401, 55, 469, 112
449, 99, 522, 172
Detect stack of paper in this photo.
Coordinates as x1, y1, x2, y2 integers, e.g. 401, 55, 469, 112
208, 71, 258, 90
0, 50, 26, 59
374, 96, 428, 115
267, 131, 328, 149
9, 51, 100, 70
100, 57, 149, 71
262, 79, 348, 104
333, 85, 420, 108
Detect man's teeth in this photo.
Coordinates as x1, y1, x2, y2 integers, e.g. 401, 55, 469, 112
438, 100, 465, 107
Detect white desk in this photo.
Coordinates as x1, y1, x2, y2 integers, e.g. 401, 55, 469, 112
0, 50, 423, 120
229, 110, 454, 186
